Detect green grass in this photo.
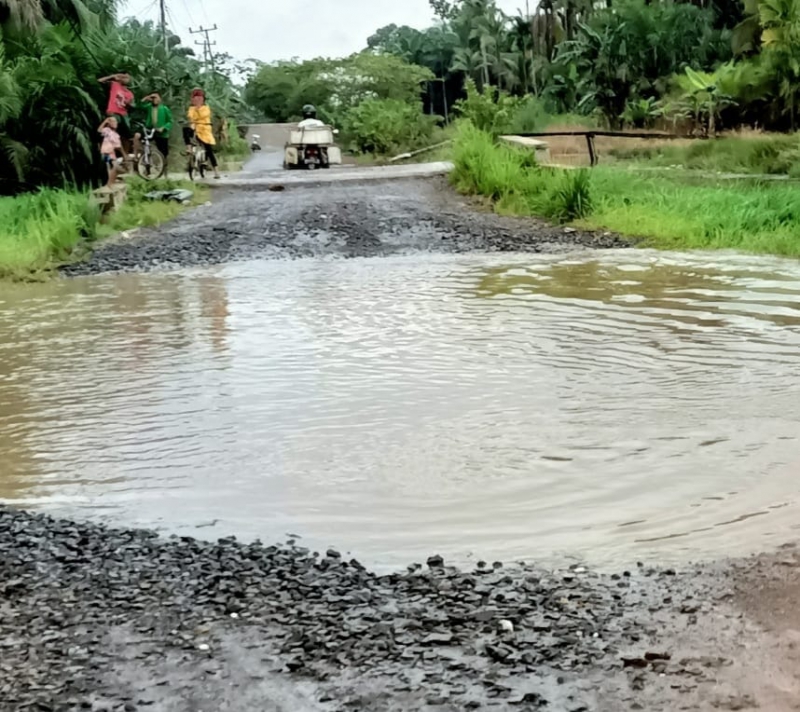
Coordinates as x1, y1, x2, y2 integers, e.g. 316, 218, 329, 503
451, 123, 593, 223
0, 190, 99, 279
609, 133, 800, 176
219, 120, 251, 161
583, 169, 800, 254
98, 178, 209, 238
451, 123, 800, 257
0, 178, 208, 279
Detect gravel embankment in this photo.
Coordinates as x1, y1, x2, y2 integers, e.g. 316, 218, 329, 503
3, 505, 798, 711
61, 179, 628, 277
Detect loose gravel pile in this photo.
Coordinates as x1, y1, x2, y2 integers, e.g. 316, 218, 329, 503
61, 179, 629, 277
1, 504, 764, 712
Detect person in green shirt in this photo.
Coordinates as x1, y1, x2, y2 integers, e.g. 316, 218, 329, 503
137, 92, 173, 159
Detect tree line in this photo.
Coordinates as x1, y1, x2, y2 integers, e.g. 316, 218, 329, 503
245, 0, 800, 141
365, 0, 800, 133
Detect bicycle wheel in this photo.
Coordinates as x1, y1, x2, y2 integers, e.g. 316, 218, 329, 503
136, 146, 165, 180
198, 148, 207, 179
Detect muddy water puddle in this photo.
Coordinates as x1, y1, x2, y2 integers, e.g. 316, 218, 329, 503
2, 251, 800, 568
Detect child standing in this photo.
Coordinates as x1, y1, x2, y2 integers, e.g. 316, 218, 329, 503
98, 72, 135, 163
98, 116, 122, 188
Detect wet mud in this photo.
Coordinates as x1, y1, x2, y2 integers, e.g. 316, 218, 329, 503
61, 178, 628, 277
2, 505, 799, 712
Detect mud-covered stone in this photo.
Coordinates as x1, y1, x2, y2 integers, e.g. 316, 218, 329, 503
0, 504, 788, 711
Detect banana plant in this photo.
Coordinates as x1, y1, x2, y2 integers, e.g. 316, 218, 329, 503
621, 96, 663, 128
678, 65, 737, 136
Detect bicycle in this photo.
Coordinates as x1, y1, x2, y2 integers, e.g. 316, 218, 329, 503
187, 135, 208, 181
133, 124, 166, 180
182, 121, 210, 181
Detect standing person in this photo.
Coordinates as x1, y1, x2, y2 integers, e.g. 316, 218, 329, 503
138, 92, 173, 160
183, 88, 220, 179
98, 72, 134, 163
98, 116, 122, 188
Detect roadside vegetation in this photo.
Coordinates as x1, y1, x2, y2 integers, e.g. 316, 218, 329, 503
0, 179, 207, 279
451, 123, 800, 256
607, 133, 800, 176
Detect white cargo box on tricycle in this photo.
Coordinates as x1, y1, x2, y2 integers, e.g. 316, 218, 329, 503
284, 125, 342, 170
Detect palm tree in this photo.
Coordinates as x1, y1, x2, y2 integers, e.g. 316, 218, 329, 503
0, 46, 26, 182
1, 0, 117, 32
509, 13, 536, 92
731, 0, 800, 126
0, 0, 44, 28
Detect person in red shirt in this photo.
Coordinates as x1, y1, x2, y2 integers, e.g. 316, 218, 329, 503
98, 72, 134, 164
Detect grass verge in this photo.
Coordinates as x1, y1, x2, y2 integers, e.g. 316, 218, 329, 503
98, 178, 209, 239
451, 123, 800, 256
608, 132, 800, 176
0, 178, 208, 280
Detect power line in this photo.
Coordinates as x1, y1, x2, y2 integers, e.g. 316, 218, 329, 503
178, 0, 196, 30
189, 24, 218, 71
197, 0, 211, 27
129, 0, 158, 18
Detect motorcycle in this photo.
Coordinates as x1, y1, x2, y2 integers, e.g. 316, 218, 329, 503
250, 134, 261, 152
283, 125, 341, 170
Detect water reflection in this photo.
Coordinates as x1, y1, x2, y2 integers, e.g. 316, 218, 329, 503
1, 251, 800, 569
0, 273, 230, 500
477, 260, 800, 327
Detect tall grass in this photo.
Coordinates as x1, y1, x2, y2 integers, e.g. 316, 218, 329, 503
609, 133, 800, 176
451, 123, 593, 223
0, 190, 99, 278
451, 124, 800, 256
219, 120, 251, 160
0, 178, 207, 279
587, 169, 800, 255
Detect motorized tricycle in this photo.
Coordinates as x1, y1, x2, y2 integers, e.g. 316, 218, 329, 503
283, 125, 342, 170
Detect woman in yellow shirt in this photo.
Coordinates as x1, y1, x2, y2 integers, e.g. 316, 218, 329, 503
183, 88, 220, 179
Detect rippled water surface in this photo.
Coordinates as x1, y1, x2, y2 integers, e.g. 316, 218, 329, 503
2, 251, 800, 568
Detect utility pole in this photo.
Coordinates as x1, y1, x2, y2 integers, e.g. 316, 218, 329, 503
190, 25, 218, 72
159, 0, 168, 52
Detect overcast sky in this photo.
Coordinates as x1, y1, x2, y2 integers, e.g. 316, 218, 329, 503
122, 0, 528, 64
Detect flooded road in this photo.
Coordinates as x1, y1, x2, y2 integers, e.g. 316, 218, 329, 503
3, 250, 800, 568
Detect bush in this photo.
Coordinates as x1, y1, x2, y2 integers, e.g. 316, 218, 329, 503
542, 170, 594, 222
341, 98, 439, 155
507, 96, 551, 134
454, 80, 522, 135
454, 84, 556, 136
219, 119, 250, 159
622, 97, 664, 128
